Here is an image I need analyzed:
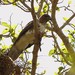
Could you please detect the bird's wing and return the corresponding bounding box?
[13,20,42,50]
[14,21,33,45]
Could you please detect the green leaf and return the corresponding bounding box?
[1,45,9,53]
[58,66,64,72]
[63,17,68,21]
[2,0,8,4]
[3,0,14,3]
[8,0,14,3]
[35,6,39,12]
[26,70,30,75]
[72,24,75,27]
[48,49,55,56]
[56,7,60,11]
[28,60,32,64]
[54,72,58,75]
[13,2,17,6]
[68,0,72,4]
[43,70,46,74]
[41,70,46,74]
[1,22,10,27]
[11,24,17,30]
[19,54,24,60]
[2,28,9,34]
[68,34,72,39]
[43,4,48,13]
[2,0,17,5]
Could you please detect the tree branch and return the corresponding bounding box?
[16,2,30,12]
[1,0,18,5]
[51,0,75,65]
[51,0,59,27]
[37,0,44,17]
[20,1,32,12]
[0,34,10,37]
[31,0,40,75]
[60,13,75,29]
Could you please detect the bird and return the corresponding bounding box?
[8,14,51,60]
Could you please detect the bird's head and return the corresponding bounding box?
[39,14,51,24]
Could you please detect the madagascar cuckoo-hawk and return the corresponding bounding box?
[8,14,51,60]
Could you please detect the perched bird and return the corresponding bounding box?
[8,14,51,60]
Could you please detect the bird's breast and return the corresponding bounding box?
[39,23,46,33]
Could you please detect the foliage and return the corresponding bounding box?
[0,0,75,75]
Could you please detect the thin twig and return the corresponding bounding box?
[59,6,74,14]
[0,34,10,37]
[20,1,31,12]
[1,0,18,5]
[37,0,44,17]
[52,32,71,66]
[68,23,75,30]
[16,2,30,12]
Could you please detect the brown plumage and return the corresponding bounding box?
[14,14,51,46]
[8,14,51,60]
